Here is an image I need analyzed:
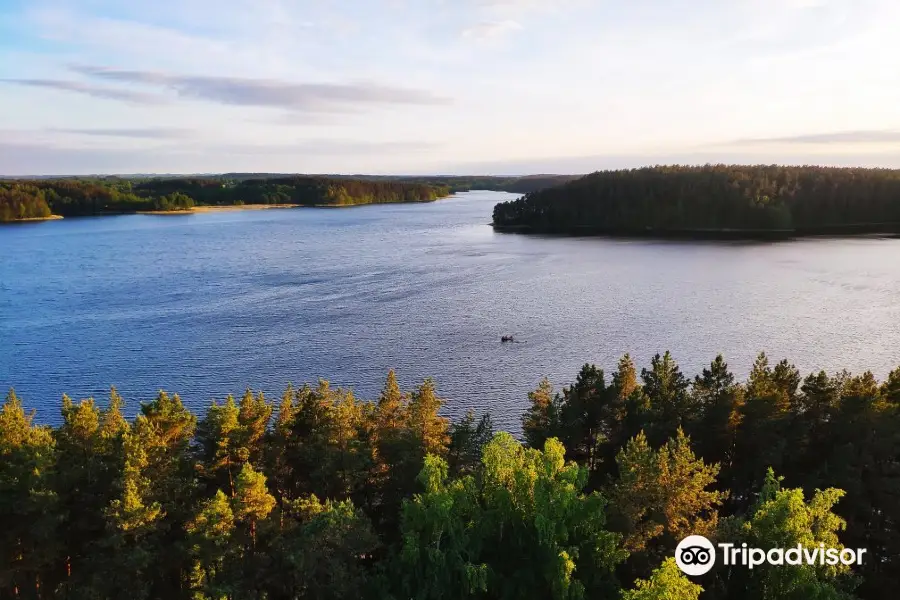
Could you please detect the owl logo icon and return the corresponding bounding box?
[675,535,716,576]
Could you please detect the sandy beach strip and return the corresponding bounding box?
[4,214,65,222]
[134,204,300,215]
[190,204,300,213]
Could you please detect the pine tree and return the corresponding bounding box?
[447,410,494,475]
[656,429,725,543]
[236,389,272,466]
[132,392,197,598]
[103,428,163,599]
[0,390,58,599]
[881,366,900,404]
[266,383,307,503]
[612,354,640,402]
[371,372,414,536]
[641,352,694,445]
[100,387,129,440]
[689,355,743,473]
[374,371,409,482]
[407,378,449,458]
[330,388,374,501]
[280,380,336,500]
[195,395,240,495]
[232,462,275,546]
[608,429,724,572]
[275,383,296,437]
[557,364,609,473]
[726,353,797,507]
[140,390,197,451]
[607,431,661,553]
[377,369,406,434]
[186,490,235,599]
[522,377,558,450]
[55,395,104,595]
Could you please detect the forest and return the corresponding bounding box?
[3,353,899,600]
[193,174,578,194]
[0,176,449,221]
[492,165,900,236]
[339,175,580,194]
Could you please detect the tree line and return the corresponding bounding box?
[326,175,580,194]
[0,177,450,221]
[492,165,900,236]
[2,353,899,599]
[194,174,578,195]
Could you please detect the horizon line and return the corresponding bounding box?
[6,162,900,179]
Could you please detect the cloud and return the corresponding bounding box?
[461,20,523,39]
[213,139,442,156]
[456,0,578,40]
[0,78,165,104]
[729,130,900,145]
[50,128,194,139]
[68,65,452,112]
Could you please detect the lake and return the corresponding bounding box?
[2,191,899,430]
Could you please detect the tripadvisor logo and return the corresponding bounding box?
[676,535,717,576]
[675,535,867,576]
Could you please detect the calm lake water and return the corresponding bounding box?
[2,191,899,430]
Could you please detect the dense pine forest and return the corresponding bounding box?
[3,353,899,599]
[0,176,450,221]
[492,165,900,237]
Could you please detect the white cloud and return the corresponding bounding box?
[4,0,900,174]
[461,20,522,39]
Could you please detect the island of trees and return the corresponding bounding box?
[3,352,899,599]
[492,165,900,238]
[0,176,451,221]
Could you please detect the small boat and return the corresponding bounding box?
[501,335,514,342]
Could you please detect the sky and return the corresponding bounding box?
[2,0,900,175]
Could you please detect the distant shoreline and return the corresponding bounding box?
[3,199,449,222]
[1,174,452,222]
[136,200,443,216]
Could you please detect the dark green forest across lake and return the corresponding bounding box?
[492,165,900,238]
[3,353,900,600]
[0,174,576,221]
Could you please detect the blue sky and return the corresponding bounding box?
[2,0,900,175]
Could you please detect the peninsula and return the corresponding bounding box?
[492,165,900,238]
